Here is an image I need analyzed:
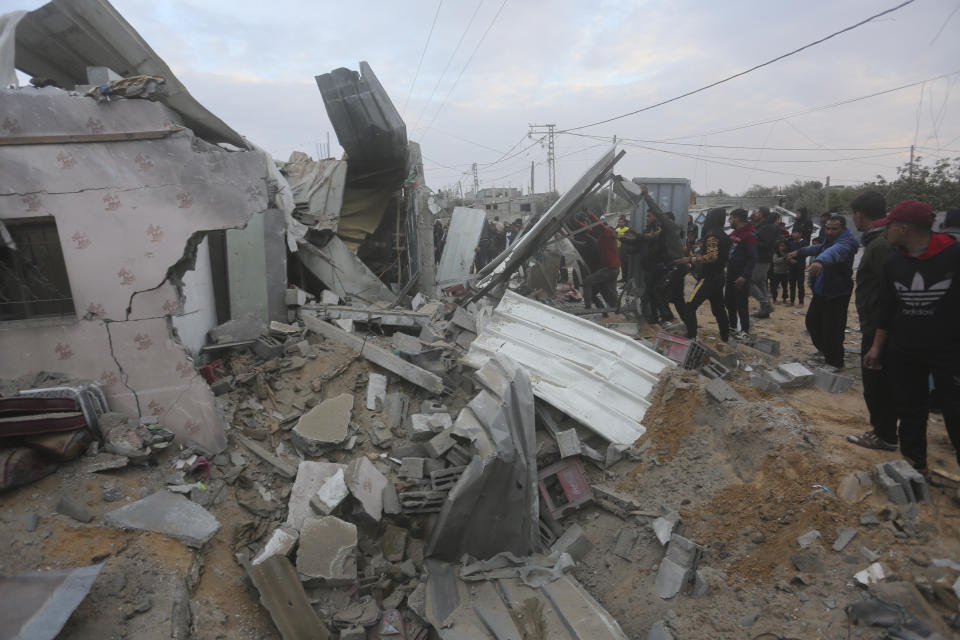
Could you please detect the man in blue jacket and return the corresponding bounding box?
[789,215,860,368]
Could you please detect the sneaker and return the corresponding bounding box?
[846,431,897,451]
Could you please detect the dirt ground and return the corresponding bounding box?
[2,291,959,640]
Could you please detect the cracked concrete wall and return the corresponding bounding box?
[0,87,271,453]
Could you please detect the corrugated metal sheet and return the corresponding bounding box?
[631,177,692,232]
[435,207,485,292]
[12,0,246,148]
[463,291,674,446]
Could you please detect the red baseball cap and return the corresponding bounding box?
[876,200,935,227]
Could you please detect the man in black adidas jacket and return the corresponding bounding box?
[864,200,960,473]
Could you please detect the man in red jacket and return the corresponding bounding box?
[573,210,621,313]
[864,200,960,474]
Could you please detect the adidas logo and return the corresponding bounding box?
[894,271,951,316]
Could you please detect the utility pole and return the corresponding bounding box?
[605,134,617,213]
[909,144,915,180]
[528,124,557,193]
[530,161,535,195]
[315,142,321,162]
[824,176,831,212]
[471,162,479,202]
[326,131,331,158]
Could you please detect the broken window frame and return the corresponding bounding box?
[0,217,76,323]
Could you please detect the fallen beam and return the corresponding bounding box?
[247,555,331,640]
[303,315,444,395]
[296,237,394,305]
[302,305,433,328]
[236,434,298,479]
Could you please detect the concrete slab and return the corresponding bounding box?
[247,555,330,640]
[252,526,299,565]
[286,461,346,531]
[392,332,422,355]
[291,393,353,454]
[346,457,388,523]
[310,468,349,515]
[296,516,357,586]
[366,374,387,411]
[654,558,691,599]
[104,490,220,548]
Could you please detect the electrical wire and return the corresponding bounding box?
[561,131,916,152]
[559,0,917,132]
[401,0,444,117]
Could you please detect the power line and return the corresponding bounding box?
[560,0,918,133]
[410,0,485,133]
[402,0,444,117]
[562,131,917,152]
[421,0,508,134]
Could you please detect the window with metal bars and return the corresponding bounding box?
[0,218,76,321]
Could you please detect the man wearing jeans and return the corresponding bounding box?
[864,200,960,474]
[750,208,778,318]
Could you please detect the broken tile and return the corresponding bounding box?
[104,491,220,548]
[291,393,353,454]
[296,516,357,585]
[346,457,388,523]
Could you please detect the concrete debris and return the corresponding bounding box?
[556,428,582,458]
[346,456,389,523]
[382,483,402,516]
[247,555,331,640]
[382,524,408,562]
[296,516,357,585]
[56,495,93,523]
[310,468,350,516]
[833,527,858,552]
[237,434,298,479]
[648,620,676,640]
[752,336,780,355]
[286,287,309,306]
[391,332,422,356]
[366,373,387,411]
[409,413,452,441]
[423,428,456,458]
[291,393,353,454]
[652,512,682,546]
[332,596,380,629]
[334,318,355,333]
[209,313,265,344]
[855,562,893,585]
[82,453,130,473]
[321,290,340,305]
[253,526,300,566]
[253,335,288,360]
[286,461,346,531]
[383,392,409,431]
[878,459,930,504]
[838,472,871,504]
[614,527,639,560]
[429,465,466,491]
[399,457,426,480]
[655,534,702,599]
[790,549,823,573]
[270,321,301,336]
[704,378,744,404]
[0,562,106,640]
[777,362,814,386]
[339,626,366,640]
[813,367,854,393]
[400,490,448,513]
[104,490,220,548]
[797,529,822,549]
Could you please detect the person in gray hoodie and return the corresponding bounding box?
[789,215,860,368]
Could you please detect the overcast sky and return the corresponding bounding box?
[6,0,960,196]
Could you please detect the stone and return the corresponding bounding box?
[104,491,220,548]
[346,457,388,523]
[409,413,452,441]
[382,524,408,562]
[366,374,387,411]
[102,487,125,503]
[550,523,592,562]
[252,526,299,565]
[392,332,422,355]
[838,473,861,504]
[648,621,675,640]
[704,378,743,403]
[296,516,357,585]
[790,549,822,573]
[833,527,857,552]
[875,463,910,505]
[24,513,38,532]
[399,457,426,480]
[291,393,353,454]
[56,496,93,523]
[309,468,349,515]
[614,527,639,560]
[423,429,456,459]
[286,461,346,531]
[797,529,822,549]
[382,483,402,516]
[652,512,681,546]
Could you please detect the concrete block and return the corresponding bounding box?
[614,527,639,560]
[383,392,409,430]
[556,429,582,458]
[270,320,300,336]
[382,483,402,515]
[252,526,299,565]
[875,463,910,505]
[252,335,286,360]
[366,373,387,411]
[291,393,353,455]
[346,457,388,523]
[321,290,340,305]
[753,337,780,355]
[399,457,426,480]
[309,468,349,515]
[419,323,446,344]
[833,527,857,552]
[749,371,781,393]
[285,287,308,306]
[550,523,592,562]
[209,376,235,396]
[333,318,354,333]
[666,534,702,569]
[209,313,264,343]
[450,306,476,332]
[654,557,691,599]
[382,524,408,562]
[652,512,681,546]
[296,516,357,585]
[777,362,814,387]
[704,378,743,403]
[409,413,452,441]
[105,491,220,548]
[286,461,346,531]
[701,360,730,380]
[430,466,466,491]
[424,429,456,458]
[392,332,422,355]
[813,367,854,393]
[882,459,929,502]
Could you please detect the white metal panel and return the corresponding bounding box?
[463,291,674,445]
[435,207,485,292]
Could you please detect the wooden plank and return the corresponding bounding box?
[0,129,178,146]
[303,314,444,395]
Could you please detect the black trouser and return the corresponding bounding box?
[770,272,789,301]
[684,276,728,341]
[583,267,619,310]
[788,265,805,305]
[645,265,673,322]
[805,293,849,368]
[724,275,750,333]
[888,350,960,470]
[861,332,898,444]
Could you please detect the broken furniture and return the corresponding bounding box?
[538,457,593,519]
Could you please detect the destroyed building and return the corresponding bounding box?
[2,2,960,640]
